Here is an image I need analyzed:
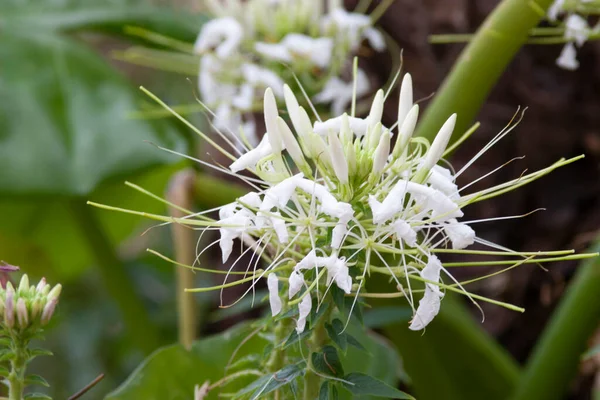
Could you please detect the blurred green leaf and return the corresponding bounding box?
[383,295,520,400]
[312,345,344,377]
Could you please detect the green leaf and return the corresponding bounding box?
[325,319,348,352]
[24,394,52,400]
[234,363,305,399]
[0,366,9,377]
[364,306,412,328]
[28,348,54,361]
[282,328,312,349]
[312,345,344,377]
[0,349,14,362]
[106,323,268,400]
[346,334,367,352]
[319,382,329,400]
[25,374,51,388]
[342,373,414,399]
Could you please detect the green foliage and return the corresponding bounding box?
[383,295,520,400]
[106,319,405,400]
[311,345,344,377]
[341,373,414,399]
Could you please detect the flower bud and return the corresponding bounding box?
[296,107,313,139]
[367,89,384,127]
[16,298,28,329]
[18,274,29,294]
[264,88,283,153]
[47,284,62,303]
[31,298,43,319]
[367,122,382,150]
[372,130,391,174]
[397,73,413,128]
[327,130,348,184]
[392,104,419,158]
[283,85,303,135]
[41,299,58,326]
[36,277,47,293]
[340,113,353,145]
[277,117,306,167]
[418,114,456,178]
[344,141,357,176]
[5,283,15,328]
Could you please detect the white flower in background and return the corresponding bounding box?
[193,0,387,145]
[107,73,593,335]
[547,0,599,70]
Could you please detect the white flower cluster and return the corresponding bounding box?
[549,0,598,70]
[214,72,490,333]
[195,0,385,145]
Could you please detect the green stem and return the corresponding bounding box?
[416,0,554,142]
[511,241,600,400]
[8,336,27,400]
[167,170,198,350]
[303,307,330,400]
[71,199,159,354]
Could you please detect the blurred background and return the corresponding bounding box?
[0,0,599,398]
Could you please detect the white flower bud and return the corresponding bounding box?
[392,104,419,158]
[367,122,382,150]
[327,130,348,184]
[344,141,357,176]
[264,88,283,153]
[367,89,384,127]
[276,117,306,167]
[296,107,314,139]
[16,298,28,328]
[421,114,456,172]
[283,85,303,135]
[397,73,413,128]
[267,273,282,316]
[339,113,353,145]
[372,130,391,174]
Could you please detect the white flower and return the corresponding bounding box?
[556,42,580,70]
[288,271,304,299]
[255,34,335,68]
[314,69,370,115]
[565,14,590,46]
[267,273,282,316]
[443,219,476,250]
[194,17,243,59]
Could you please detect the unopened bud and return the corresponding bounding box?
[31,298,43,319]
[16,298,28,328]
[392,104,419,158]
[422,114,456,171]
[328,130,348,184]
[367,89,384,127]
[18,274,29,293]
[340,114,353,145]
[36,277,47,293]
[47,284,62,303]
[372,130,391,174]
[397,73,413,128]
[277,117,306,167]
[5,283,14,328]
[264,88,282,153]
[41,299,58,326]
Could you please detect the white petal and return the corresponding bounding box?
[363,27,386,51]
[328,130,349,183]
[194,17,243,59]
[270,212,289,243]
[565,14,589,46]
[255,41,292,62]
[288,270,304,299]
[277,117,305,166]
[229,136,273,172]
[281,34,334,68]
[314,115,369,137]
[325,257,352,294]
[427,165,459,199]
[443,219,476,249]
[296,293,312,333]
[392,220,417,247]
[421,255,443,295]
[260,173,304,211]
[238,192,262,208]
[242,64,285,97]
[267,273,282,316]
[408,285,442,331]
[296,250,319,271]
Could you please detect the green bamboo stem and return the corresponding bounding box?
[167,169,198,350]
[72,200,159,354]
[511,241,600,400]
[416,0,555,142]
